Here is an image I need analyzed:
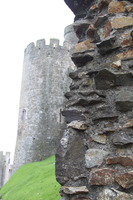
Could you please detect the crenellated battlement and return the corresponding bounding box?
[24,38,68,54]
[50,38,60,48]
[36,39,46,48]
[24,30,79,54]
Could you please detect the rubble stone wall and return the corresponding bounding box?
[56,0,133,199]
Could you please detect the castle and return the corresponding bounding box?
[0,22,78,184]
[13,37,77,172]
[1,1,133,200]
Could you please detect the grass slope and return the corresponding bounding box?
[0,156,60,200]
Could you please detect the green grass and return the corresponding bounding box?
[0,156,60,200]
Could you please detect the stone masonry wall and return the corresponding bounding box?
[0,152,12,187]
[13,39,75,172]
[56,0,133,199]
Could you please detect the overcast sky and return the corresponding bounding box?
[0,0,74,162]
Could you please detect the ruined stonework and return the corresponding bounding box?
[56,0,133,199]
[0,152,12,187]
[13,39,75,172]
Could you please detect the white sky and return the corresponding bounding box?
[0,0,74,162]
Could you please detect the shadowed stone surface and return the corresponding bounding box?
[56,0,133,199]
[71,52,93,67]
[62,110,86,123]
[116,90,133,112]
[97,35,117,54]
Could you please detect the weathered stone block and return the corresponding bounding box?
[106,156,133,166]
[112,132,133,145]
[65,91,74,99]
[115,49,133,61]
[67,120,88,130]
[97,189,116,200]
[118,31,133,48]
[111,17,133,29]
[70,82,80,90]
[62,110,85,123]
[98,188,133,200]
[108,1,127,14]
[56,128,86,184]
[92,110,118,123]
[81,78,93,87]
[79,90,106,98]
[115,171,133,189]
[116,73,133,86]
[71,52,93,67]
[74,40,95,53]
[89,168,116,185]
[97,35,118,54]
[94,69,116,90]
[113,189,133,200]
[61,186,89,195]
[94,15,108,28]
[122,119,133,129]
[97,21,112,40]
[90,134,107,144]
[66,97,105,107]
[69,71,80,80]
[85,149,109,168]
[115,90,133,112]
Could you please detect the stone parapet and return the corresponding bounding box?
[25,38,71,54]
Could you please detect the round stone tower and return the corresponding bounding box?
[13,38,74,172]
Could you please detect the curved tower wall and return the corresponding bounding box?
[13,38,75,172]
[0,152,12,186]
[64,24,78,50]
